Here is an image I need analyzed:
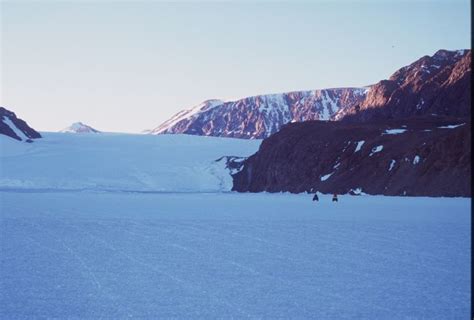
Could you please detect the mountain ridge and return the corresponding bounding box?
[150,49,470,139]
[151,87,367,139]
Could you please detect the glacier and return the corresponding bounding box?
[0,132,261,192]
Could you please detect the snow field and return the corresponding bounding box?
[0,132,261,193]
[1,191,470,319]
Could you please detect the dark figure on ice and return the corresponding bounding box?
[332,193,338,202]
[312,193,319,201]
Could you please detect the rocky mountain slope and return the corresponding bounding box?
[60,122,100,133]
[151,88,367,139]
[336,49,471,121]
[232,116,470,197]
[151,49,469,139]
[0,107,42,142]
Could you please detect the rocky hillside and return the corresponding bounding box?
[336,49,471,121]
[232,116,470,197]
[0,107,42,142]
[151,88,367,139]
[151,49,469,139]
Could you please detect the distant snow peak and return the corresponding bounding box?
[61,122,100,133]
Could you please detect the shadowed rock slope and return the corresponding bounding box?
[232,116,470,197]
[0,107,42,142]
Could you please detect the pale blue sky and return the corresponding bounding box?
[0,0,470,133]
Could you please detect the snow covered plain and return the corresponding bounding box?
[0,132,261,192]
[0,133,471,319]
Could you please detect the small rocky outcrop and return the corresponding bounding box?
[0,107,42,142]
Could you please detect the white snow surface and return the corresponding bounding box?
[320,172,334,181]
[383,129,407,135]
[369,145,384,156]
[389,159,396,171]
[2,116,29,141]
[455,49,467,57]
[0,132,261,192]
[1,130,470,318]
[0,191,470,319]
[438,123,466,129]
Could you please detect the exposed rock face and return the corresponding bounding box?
[336,49,471,121]
[231,49,471,197]
[232,116,471,197]
[0,107,42,142]
[60,122,100,133]
[152,49,469,139]
[151,88,367,139]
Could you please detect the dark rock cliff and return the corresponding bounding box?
[0,107,42,142]
[232,116,471,197]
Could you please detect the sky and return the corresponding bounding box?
[0,0,470,133]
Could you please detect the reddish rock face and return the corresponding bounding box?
[0,107,42,141]
[232,49,471,197]
[232,116,471,197]
[336,49,471,122]
[152,49,470,140]
[151,88,367,139]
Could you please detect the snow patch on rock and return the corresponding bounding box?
[438,123,465,129]
[388,159,396,171]
[354,141,365,152]
[320,173,334,181]
[383,129,407,135]
[369,145,384,156]
[2,116,29,141]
